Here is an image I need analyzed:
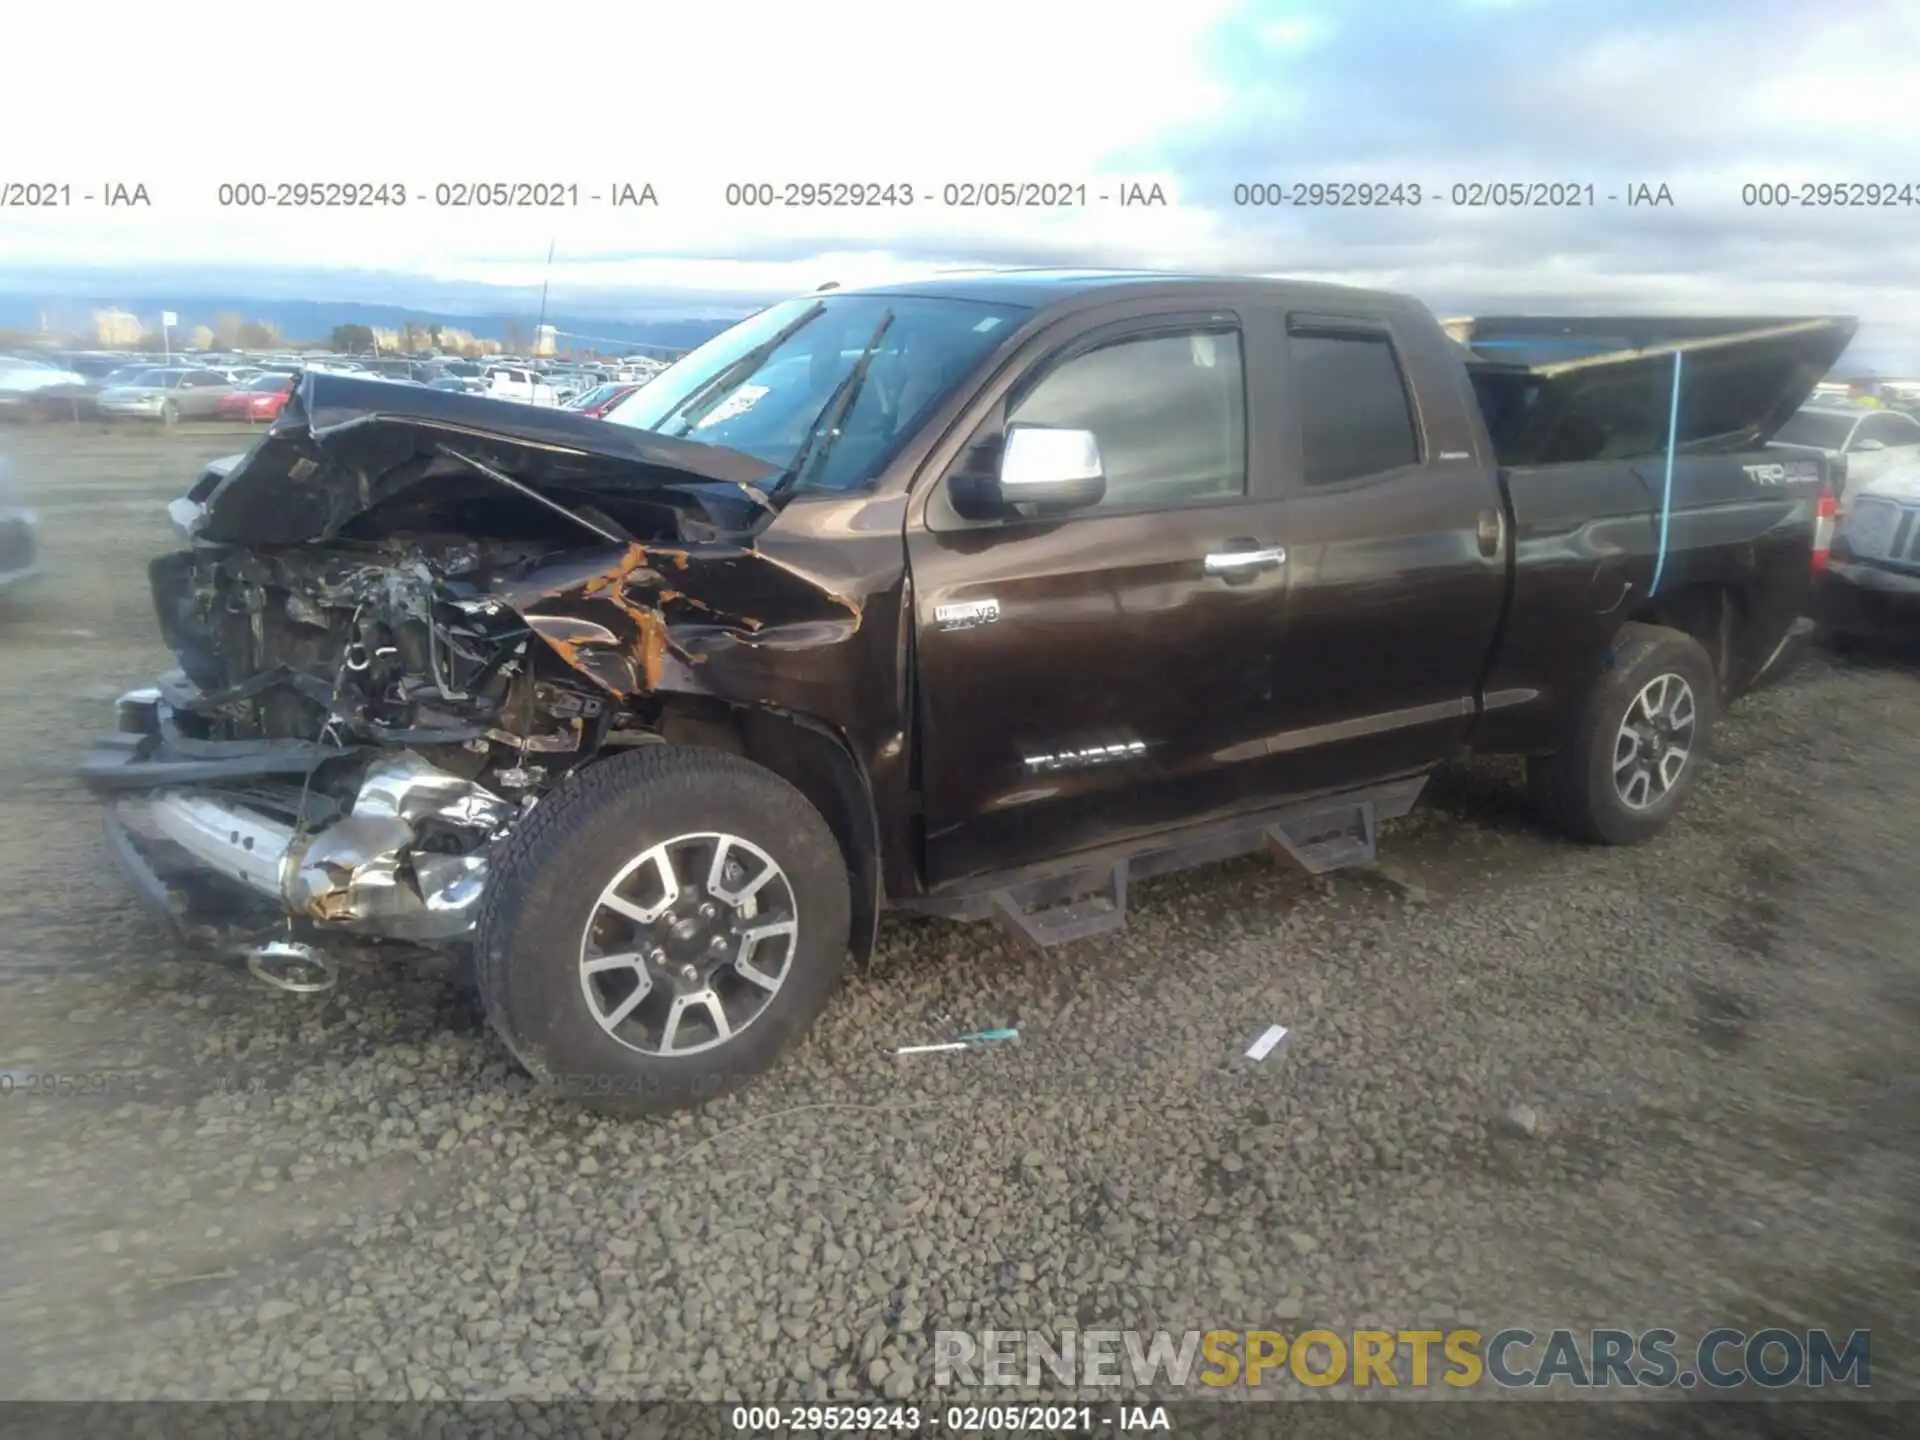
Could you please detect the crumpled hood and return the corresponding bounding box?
[180,370,781,546]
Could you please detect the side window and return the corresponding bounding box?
[1006,328,1246,510]
[1289,330,1421,485]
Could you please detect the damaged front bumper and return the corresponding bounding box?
[83,687,512,946]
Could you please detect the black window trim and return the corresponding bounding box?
[960,311,1253,525]
[1283,314,1427,491]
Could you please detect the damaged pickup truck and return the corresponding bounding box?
[81,273,1851,1112]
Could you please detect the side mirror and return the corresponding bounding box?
[950,425,1106,519]
[1853,438,1887,453]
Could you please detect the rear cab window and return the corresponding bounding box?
[1286,327,1422,485]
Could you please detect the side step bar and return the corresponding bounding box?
[991,863,1129,954]
[980,787,1403,950]
[1265,801,1379,875]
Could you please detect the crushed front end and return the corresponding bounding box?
[77,371,805,950]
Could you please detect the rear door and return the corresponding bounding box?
[1252,307,1509,792]
[907,304,1298,886]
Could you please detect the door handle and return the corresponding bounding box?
[1204,545,1286,576]
[1476,508,1504,559]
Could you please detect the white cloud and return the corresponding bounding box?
[2,0,1237,278]
[7,0,1920,369]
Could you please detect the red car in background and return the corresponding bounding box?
[563,381,643,418]
[218,372,297,422]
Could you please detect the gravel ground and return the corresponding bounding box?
[0,424,1914,1413]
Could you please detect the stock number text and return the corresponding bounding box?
[1742,181,1920,207]
[217,182,408,207]
[1234,181,1423,206]
[725,182,914,207]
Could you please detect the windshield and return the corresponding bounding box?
[1776,411,1858,449]
[245,374,292,391]
[604,293,1027,495]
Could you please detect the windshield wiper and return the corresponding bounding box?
[773,308,895,499]
[654,300,826,438]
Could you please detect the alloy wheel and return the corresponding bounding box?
[1613,672,1697,810]
[577,832,799,1056]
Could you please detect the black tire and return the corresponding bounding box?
[475,745,851,1116]
[1525,623,1719,845]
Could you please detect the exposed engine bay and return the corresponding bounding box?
[109,531,698,946]
[149,537,616,767]
[83,370,863,949]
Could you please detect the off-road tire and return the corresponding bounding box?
[1525,623,1719,845]
[475,745,851,1116]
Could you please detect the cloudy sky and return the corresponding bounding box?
[6,0,1920,360]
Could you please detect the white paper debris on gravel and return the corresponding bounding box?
[1245,1024,1290,1061]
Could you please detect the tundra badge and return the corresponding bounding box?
[1024,740,1148,774]
[935,598,1001,632]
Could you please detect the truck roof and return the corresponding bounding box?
[833,267,1408,311]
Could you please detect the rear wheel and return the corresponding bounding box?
[1527,623,1719,845]
[475,745,851,1115]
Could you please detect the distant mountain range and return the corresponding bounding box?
[0,295,738,352]
[0,264,768,349]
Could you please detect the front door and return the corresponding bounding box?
[907,311,1294,888]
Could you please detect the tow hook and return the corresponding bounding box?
[244,940,338,994]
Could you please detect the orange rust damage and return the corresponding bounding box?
[528,540,860,695]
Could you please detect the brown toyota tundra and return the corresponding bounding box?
[81,272,1850,1112]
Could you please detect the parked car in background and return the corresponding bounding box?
[1818,462,1920,644]
[1,355,91,418]
[429,376,487,395]
[0,448,38,596]
[544,371,595,403]
[1,355,102,420]
[98,368,235,424]
[482,365,559,405]
[1770,405,1920,508]
[51,353,129,381]
[563,381,644,418]
[217,373,297,423]
[357,358,435,383]
[100,364,168,388]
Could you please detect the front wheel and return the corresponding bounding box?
[159,400,179,426]
[1526,623,1719,845]
[475,745,851,1115]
